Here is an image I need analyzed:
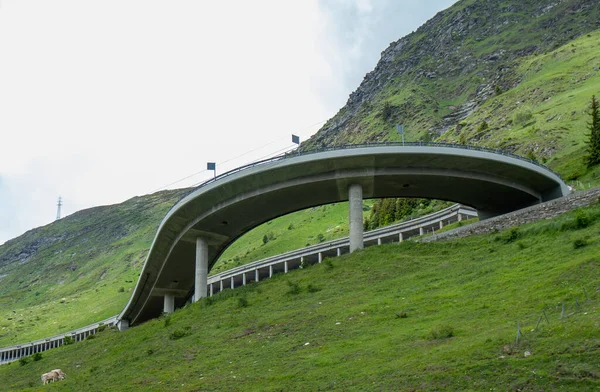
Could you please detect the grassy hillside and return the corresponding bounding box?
[2,204,599,391]
[438,29,600,183]
[0,190,188,346]
[0,184,449,347]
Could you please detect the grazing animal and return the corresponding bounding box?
[41,371,59,385]
[51,369,66,380]
[41,369,66,385]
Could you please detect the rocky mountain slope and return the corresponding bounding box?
[303,0,600,176]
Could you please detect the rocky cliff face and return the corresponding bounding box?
[303,0,600,149]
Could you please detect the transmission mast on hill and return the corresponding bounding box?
[56,196,62,220]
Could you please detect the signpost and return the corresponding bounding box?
[207,162,216,179]
[397,124,405,145]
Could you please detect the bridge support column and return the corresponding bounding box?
[439,221,444,229]
[195,237,208,302]
[318,252,322,263]
[399,232,404,242]
[164,294,175,313]
[117,319,129,331]
[419,227,424,236]
[269,265,273,278]
[349,184,364,253]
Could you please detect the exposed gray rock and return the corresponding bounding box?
[422,186,600,243]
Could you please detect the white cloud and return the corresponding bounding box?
[0,0,457,244]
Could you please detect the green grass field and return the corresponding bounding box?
[2,203,599,391]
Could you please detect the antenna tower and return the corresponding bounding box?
[56,196,62,220]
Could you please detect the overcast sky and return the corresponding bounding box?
[0,0,456,245]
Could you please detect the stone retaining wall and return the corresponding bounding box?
[422,187,600,242]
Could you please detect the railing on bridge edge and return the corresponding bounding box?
[181,142,562,200]
[0,316,117,365]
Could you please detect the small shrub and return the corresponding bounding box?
[85,334,96,340]
[118,287,125,293]
[381,102,394,120]
[494,85,503,95]
[163,315,171,328]
[202,296,215,307]
[237,297,249,308]
[317,233,325,243]
[287,223,294,230]
[517,241,526,250]
[63,336,75,345]
[32,352,43,361]
[477,121,489,133]
[396,311,408,319]
[169,329,190,340]
[286,280,302,295]
[573,238,588,249]
[575,211,591,228]
[307,284,322,293]
[323,259,334,270]
[18,357,29,366]
[513,108,534,127]
[428,324,455,340]
[146,349,154,355]
[97,325,107,332]
[262,234,269,245]
[498,228,520,244]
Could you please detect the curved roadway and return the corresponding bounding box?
[119,143,569,326]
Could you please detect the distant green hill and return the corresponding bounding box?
[1,204,599,391]
[0,190,187,346]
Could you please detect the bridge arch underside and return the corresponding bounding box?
[123,148,568,325]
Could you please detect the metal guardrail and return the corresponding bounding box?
[0,204,477,364]
[0,316,118,365]
[180,142,561,202]
[209,204,476,280]
[207,204,477,283]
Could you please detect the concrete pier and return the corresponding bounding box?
[195,237,208,302]
[349,184,364,253]
[117,319,129,331]
[164,294,174,313]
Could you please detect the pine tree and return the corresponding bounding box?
[586,95,600,167]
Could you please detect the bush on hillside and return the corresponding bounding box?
[427,324,454,340]
[513,107,534,127]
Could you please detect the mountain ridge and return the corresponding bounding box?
[303,0,600,155]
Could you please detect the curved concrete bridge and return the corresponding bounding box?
[117,143,569,329]
[0,204,475,365]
